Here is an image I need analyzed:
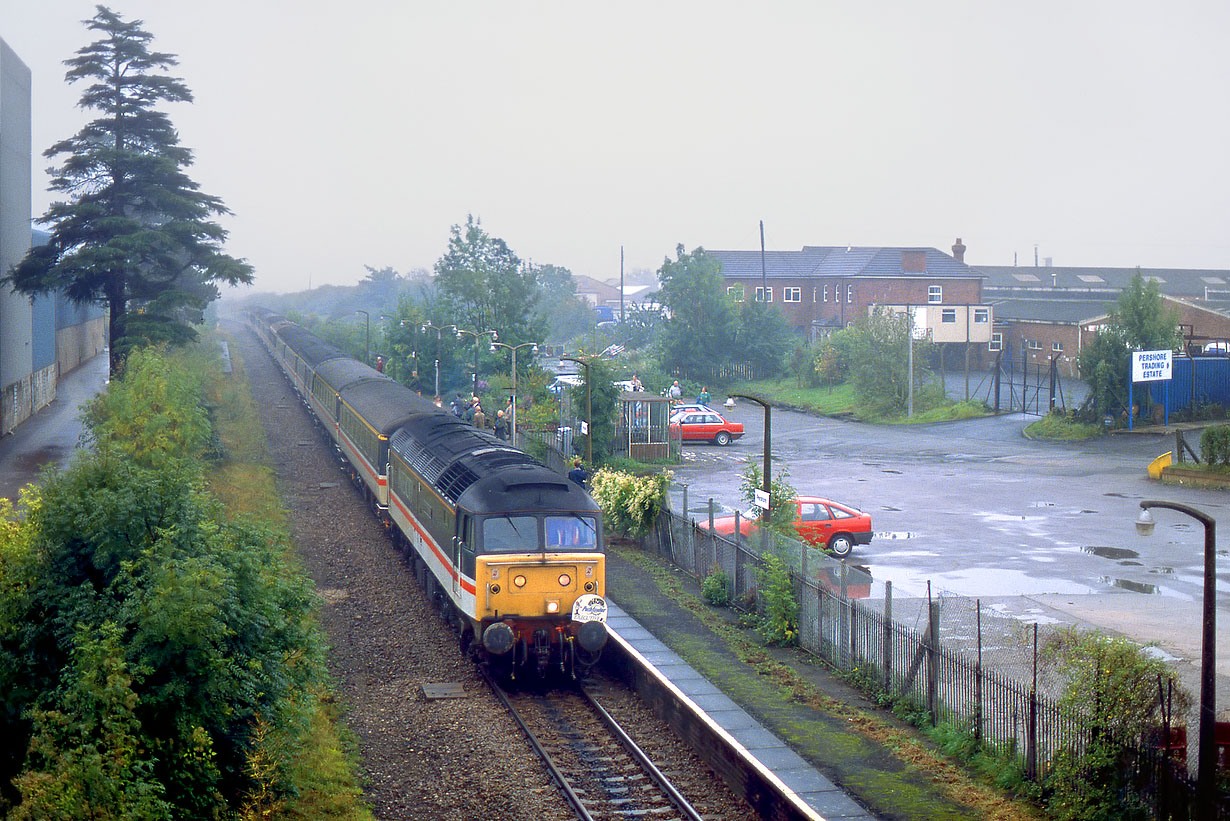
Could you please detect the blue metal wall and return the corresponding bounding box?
[1145,357,1230,413]
[31,293,54,370]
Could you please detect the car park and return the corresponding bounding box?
[702,495,873,557]
[670,410,744,445]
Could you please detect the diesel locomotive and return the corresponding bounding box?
[248,308,607,678]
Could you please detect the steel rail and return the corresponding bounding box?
[479,668,595,821]
[580,685,708,821]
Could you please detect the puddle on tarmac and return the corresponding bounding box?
[881,506,902,512]
[1148,566,1175,575]
[882,469,902,474]
[1081,546,1140,561]
[1080,510,1097,514]
[1101,577,1159,595]
[1030,501,1056,508]
[866,565,1095,597]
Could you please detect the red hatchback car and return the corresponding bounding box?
[704,496,873,557]
[670,410,744,446]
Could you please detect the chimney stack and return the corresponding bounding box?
[952,237,966,263]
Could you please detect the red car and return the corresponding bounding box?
[670,410,744,446]
[703,496,873,557]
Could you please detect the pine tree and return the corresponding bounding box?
[5,6,252,375]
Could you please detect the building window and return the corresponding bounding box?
[941,308,957,323]
[1027,339,1042,350]
[973,307,989,323]
[989,333,1002,352]
[727,285,744,303]
[928,285,942,304]
[1052,341,1064,353]
[812,287,817,303]
[823,285,829,303]
[846,284,853,303]
[783,286,801,303]
[754,286,773,303]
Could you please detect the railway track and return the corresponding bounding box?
[484,670,708,821]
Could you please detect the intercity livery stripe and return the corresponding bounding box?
[390,492,476,595]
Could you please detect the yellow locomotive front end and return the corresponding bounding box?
[472,512,608,678]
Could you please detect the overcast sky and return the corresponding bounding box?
[3,1,1229,295]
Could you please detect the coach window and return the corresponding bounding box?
[483,515,540,554]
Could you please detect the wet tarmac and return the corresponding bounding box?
[0,354,108,502]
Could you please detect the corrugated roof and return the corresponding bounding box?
[990,297,1113,324]
[976,264,1230,299]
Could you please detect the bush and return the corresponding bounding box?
[1201,424,1230,466]
[590,469,670,538]
[754,553,798,645]
[701,567,731,606]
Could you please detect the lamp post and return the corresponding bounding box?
[491,340,540,448]
[561,355,593,467]
[421,322,455,400]
[1136,500,1216,814]
[455,327,497,396]
[730,393,772,511]
[355,310,370,365]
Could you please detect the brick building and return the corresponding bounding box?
[707,240,992,346]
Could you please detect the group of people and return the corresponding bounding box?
[663,379,710,407]
[449,393,514,441]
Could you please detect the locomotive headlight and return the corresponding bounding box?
[513,575,527,588]
[546,601,559,614]
[558,573,571,587]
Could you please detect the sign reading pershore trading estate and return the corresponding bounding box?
[1131,350,1172,382]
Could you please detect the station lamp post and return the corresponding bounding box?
[421,322,455,400]
[491,340,540,447]
[355,310,370,365]
[1135,499,1216,815]
[730,393,772,513]
[561,355,594,467]
[454,327,497,396]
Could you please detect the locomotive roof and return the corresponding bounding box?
[341,380,438,435]
[389,414,599,514]
[277,325,348,367]
[314,358,389,395]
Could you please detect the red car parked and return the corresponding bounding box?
[670,410,744,446]
[703,496,873,557]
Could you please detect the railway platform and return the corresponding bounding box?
[605,546,996,821]
[606,598,875,820]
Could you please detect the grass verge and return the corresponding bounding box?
[205,332,373,820]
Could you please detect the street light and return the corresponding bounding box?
[1136,500,1216,815]
[421,322,455,400]
[454,327,497,395]
[355,310,370,365]
[491,340,540,448]
[561,355,594,467]
[729,393,772,513]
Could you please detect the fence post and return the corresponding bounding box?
[927,599,940,726]
[681,484,688,517]
[801,539,808,580]
[883,580,893,694]
[1027,623,1038,779]
[838,563,850,668]
[975,599,983,742]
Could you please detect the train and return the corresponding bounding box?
[247,308,608,679]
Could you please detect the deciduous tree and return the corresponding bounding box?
[654,245,737,378]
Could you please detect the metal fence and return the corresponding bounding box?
[641,502,1218,817]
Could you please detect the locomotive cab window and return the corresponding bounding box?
[545,515,598,550]
[458,514,476,577]
[482,515,539,554]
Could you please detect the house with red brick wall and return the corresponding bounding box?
[707,241,991,345]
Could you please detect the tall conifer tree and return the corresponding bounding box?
[6,6,252,374]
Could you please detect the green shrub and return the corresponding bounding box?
[590,469,670,538]
[701,567,731,606]
[754,553,798,645]
[1201,424,1230,466]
